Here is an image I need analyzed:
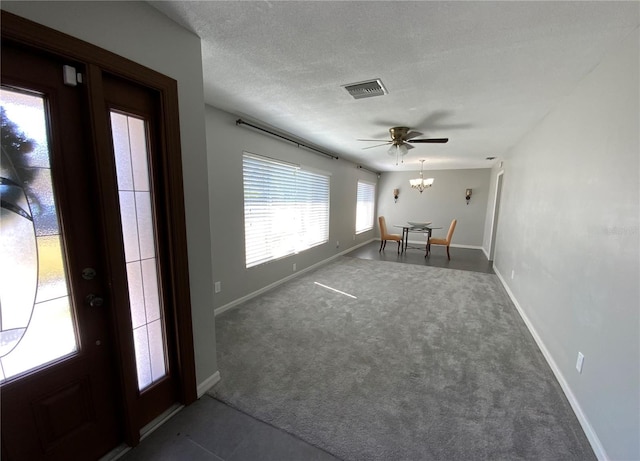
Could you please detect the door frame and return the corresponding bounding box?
[1,10,197,447]
[488,170,504,262]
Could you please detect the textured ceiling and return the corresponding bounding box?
[150,1,638,172]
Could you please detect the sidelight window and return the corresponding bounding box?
[110,111,168,392]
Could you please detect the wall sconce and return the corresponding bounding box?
[465,188,472,205]
[393,188,400,203]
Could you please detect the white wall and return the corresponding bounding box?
[377,168,491,246]
[490,29,639,461]
[482,163,504,258]
[2,1,218,387]
[205,106,377,309]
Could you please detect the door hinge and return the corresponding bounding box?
[63,65,83,87]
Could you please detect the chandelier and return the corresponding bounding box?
[409,160,434,193]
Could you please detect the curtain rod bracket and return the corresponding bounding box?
[357,165,381,176]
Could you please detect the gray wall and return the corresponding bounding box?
[7,3,638,458]
[206,106,377,310]
[2,1,218,387]
[488,29,639,461]
[377,168,491,246]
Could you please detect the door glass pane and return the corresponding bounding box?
[110,111,168,391]
[0,87,77,382]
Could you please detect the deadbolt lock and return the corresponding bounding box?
[82,267,97,280]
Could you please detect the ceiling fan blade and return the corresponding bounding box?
[408,138,449,144]
[362,142,392,150]
[404,143,415,150]
[404,131,423,140]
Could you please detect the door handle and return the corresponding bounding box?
[85,294,104,308]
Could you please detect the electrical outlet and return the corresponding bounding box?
[214,281,221,293]
[511,270,515,280]
[336,240,340,248]
[293,263,297,272]
[576,352,584,373]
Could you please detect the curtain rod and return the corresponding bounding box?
[236,119,339,160]
[357,165,380,176]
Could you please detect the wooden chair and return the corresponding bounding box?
[426,219,457,260]
[378,216,402,253]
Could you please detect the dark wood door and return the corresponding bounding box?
[1,41,121,460]
[99,72,181,430]
[2,10,199,455]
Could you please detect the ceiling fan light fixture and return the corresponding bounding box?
[358,125,449,165]
[388,143,409,156]
[389,143,409,165]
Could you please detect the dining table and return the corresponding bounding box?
[394,223,442,253]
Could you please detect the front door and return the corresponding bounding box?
[2,12,198,459]
[1,42,121,459]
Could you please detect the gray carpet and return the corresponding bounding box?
[209,257,595,461]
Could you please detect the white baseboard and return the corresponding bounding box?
[197,370,221,398]
[214,239,375,317]
[482,246,490,259]
[405,239,483,251]
[493,266,609,461]
[450,243,483,250]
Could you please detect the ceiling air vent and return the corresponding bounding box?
[343,79,388,100]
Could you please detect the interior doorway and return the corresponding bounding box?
[488,171,504,261]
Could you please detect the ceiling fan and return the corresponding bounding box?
[358,127,448,164]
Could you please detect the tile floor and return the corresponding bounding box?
[120,244,493,460]
[120,396,338,461]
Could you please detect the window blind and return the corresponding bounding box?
[355,180,376,233]
[243,153,330,268]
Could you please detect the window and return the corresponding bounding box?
[243,153,330,268]
[0,88,77,382]
[110,111,168,391]
[355,180,376,233]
